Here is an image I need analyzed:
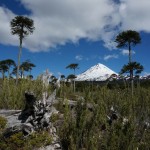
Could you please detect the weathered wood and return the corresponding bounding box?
[0,90,62,150]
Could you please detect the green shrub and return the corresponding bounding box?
[0,131,52,150]
[58,85,150,149]
[0,116,7,131]
[50,113,60,123]
[0,79,52,109]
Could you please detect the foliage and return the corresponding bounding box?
[0,77,150,149]
[0,131,52,150]
[115,30,141,65]
[0,116,7,131]
[67,74,76,80]
[120,61,144,75]
[0,78,51,109]
[12,60,36,79]
[0,60,8,79]
[0,58,36,79]
[115,30,141,48]
[50,113,60,123]
[66,63,79,75]
[57,84,150,150]
[10,16,35,38]
[20,60,36,74]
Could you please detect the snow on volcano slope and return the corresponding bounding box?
[76,63,118,81]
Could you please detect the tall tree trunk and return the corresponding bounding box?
[131,70,134,96]
[129,43,132,79]
[2,70,4,80]
[129,42,131,64]
[16,38,22,85]
[20,69,23,79]
[129,42,134,96]
[8,68,10,79]
[29,69,31,76]
[74,69,76,93]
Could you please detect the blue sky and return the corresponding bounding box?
[0,0,150,78]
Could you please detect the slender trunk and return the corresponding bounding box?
[129,43,131,64]
[129,42,134,96]
[20,69,23,79]
[8,68,10,79]
[29,69,31,76]
[74,80,75,92]
[129,43,132,79]
[2,70,4,80]
[123,77,126,89]
[74,69,76,93]
[16,37,22,85]
[131,70,134,96]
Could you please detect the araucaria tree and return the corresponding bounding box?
[66,63,79,75]
[115,30,141,64]
[120,62,144,78]
[66,63,79,92]
[10,16,35,84]
[0,60,8,80]
[20,60,36,77]
[4,59,16,79]
[115,30,141,95]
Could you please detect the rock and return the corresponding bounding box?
[52,126,57,133]
[38,145,55,150]
[0,109,22,128]
[22,123,34,136]
[54,143,61,149]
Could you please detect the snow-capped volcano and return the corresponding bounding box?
[76,63,118,81]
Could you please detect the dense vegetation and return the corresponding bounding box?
[0,78,51,109]
[0,78,149,149]
[57,81,150,149]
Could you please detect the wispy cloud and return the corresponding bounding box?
[75,55,101,61]
[121,49,135,56]
[85,55,101,61]
[75,55,83,61]
[104,54,118,61]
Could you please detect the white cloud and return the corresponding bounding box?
[0,0,150,52]
[0,7,17,46]
[119,0,150,32]
[0,0,120,51]
[75,55,83,61]
[104,54,118,61]
[121,49,135,56]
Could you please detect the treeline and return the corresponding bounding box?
[0,59,36,79]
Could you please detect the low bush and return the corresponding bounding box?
[0,116,7,131]
[0,79,52,109]
[0,131,52,150]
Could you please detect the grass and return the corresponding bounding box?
[0,78,52,109]
[57,83,150,150]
